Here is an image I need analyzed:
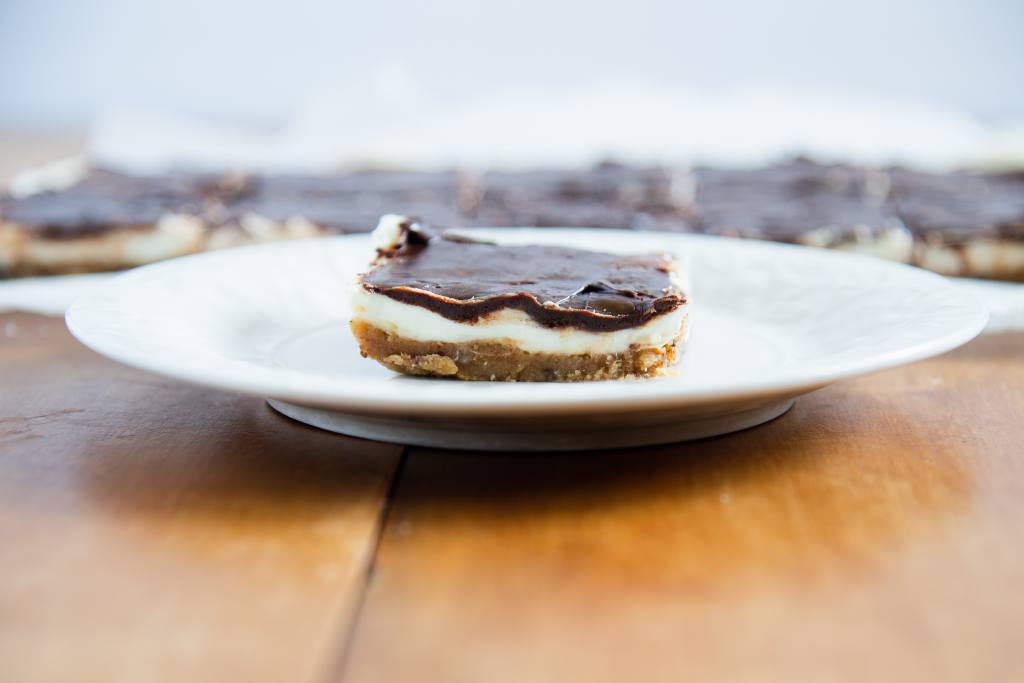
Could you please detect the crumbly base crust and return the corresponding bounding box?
[350,319,681,381]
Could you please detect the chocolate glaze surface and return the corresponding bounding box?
[698,194,904,243]
[890,170,1024,241]
[473,200,692,232]
[219,194,466,233]
[482,164,684,210]
[360,225,685,332]
[216,172,470,232]
[6,161,1024,253]
[694,161,901,243]
[477,164,694,231]
[0,168,235,239]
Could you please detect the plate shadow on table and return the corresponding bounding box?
[70,401,401,520]
[373,388,977,587]
[1,312,402,526]
[63,377,977,588]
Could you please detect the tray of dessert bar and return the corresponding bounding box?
[3,158,1023,280]
[5,159,1011,449]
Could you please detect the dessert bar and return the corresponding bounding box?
[350,216,689,381]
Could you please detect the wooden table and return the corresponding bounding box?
[2,314,1023,683]
[2,139,1024,681]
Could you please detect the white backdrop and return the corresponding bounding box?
[1,0,1022,128]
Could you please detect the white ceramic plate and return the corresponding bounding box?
[66,229,987,450]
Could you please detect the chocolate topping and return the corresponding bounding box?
[694,161,902,244]
[215,172,470,233]
[0,192,203,239]
[0,168,234,239]
[5,160,1024,263]
[890,170,1024,242]
[482,165,684,210]
[475,165,694,231]
[361,225,685,332]
[219,194,465,233]
[473,200,692,231]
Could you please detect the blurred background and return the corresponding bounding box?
[2,0,1023,171]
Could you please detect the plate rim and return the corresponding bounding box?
[65,229,989,416]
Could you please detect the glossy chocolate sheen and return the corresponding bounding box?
[361,228,685,332]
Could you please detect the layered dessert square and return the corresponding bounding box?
[350,216,689,381]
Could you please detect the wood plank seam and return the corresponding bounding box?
[324,446,411,683]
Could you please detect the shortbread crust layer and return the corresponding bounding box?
[351,319,679,381]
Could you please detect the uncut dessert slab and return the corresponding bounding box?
[65,229,987,451]
[5,159,1024,281]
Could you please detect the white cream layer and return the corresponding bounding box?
[829,226,914,263]
[915,239,1024,279]
[0,214,204,272]
[351,286,689,355]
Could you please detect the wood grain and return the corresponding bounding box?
[0,314,402,683]
[344,332,1024,683]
